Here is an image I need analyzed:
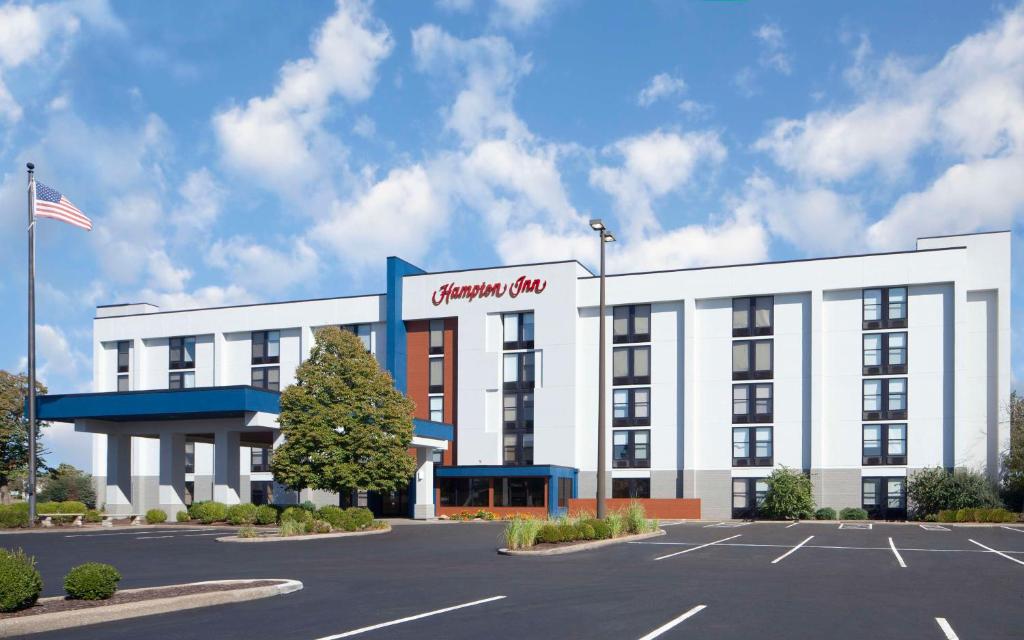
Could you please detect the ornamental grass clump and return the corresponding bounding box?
[625,501,652,534]
[0,548,43,612]
[237,525,259,539]
[63,563,121,600]
[503,517,543,550]
[279,519,308,537]
[604,511,625,538]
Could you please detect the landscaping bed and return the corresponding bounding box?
[500,529,665,556]
[219,523,390,542]
[499,501,662,554]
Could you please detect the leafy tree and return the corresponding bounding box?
[908,466,1001,518]
[1001,391,1024,511]
[761,467,815,519]
[39,464,96,508]
[0,371,48,504]
[270,327,416,495]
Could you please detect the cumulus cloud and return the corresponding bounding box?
[490,0,554,30]
[207,237,320,292]
[171,168,224,233]
[135,285,254,311]
[637,73,686,107]
[755,22,792,75]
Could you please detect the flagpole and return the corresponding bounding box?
[26,162,37,528]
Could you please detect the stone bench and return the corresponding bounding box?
[101,514,146,527]
[38,514,84,527]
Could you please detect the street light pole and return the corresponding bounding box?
[589,219,614,519]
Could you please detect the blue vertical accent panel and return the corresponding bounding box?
[385,256,425,393]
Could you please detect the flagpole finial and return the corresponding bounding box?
[26,162,34,171]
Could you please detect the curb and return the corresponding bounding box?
[216,524,391,542]
[498,529,666,556]
[0,579,303,638]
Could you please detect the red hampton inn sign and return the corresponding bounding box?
[431,275,548,306]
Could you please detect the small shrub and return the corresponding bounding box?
[190,501,228,524]
[504,517,543,550]
[0,503,30,528]
[908,466,1002,519]
[535,524,562,544]
[762,467,816,519]
[237,525,259,539]
[255,505,278,525]
[923,513,938,522]
[226,503,259,526]
[0,548,43,612]
[84,509,103,523]
[346,507,374,529]
[300,500,318,512]
[839,507,868,520]
[937,510,957,523]
[63,563,121,600]
[145,509,167,524]
[280,506,313,524]
[576,522,597,540]
[814,507,836,520]
[556,522,577,542]
[57,501,88,514]
[279,519,308,537]
[176,510,190,522]
[604,511,625,538]
[318,505,346,528]
[310,519,332,534]
[587,519,612,540]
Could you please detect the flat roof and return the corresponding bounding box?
[95,292,385,320]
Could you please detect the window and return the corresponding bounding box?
[557,477,573,508]
[117,340,130,373]
[117,375,129,392]
[862,477,906,520]
[431,449,444,465]
[612,346,650,385]
[495,477,544,507]
[732,340,772,380]
[428,357,444,393]
[251,330,280,365]
[613,388,650,426]
[439,478,489,507]
[429,396,443,422]
[502,312,535,350]
[732,478,768,519]
[185,442,195,474]
[169,371,195,389]
[733,427,773,467]
[429,319,445,355]
[251,366,280,391]
[502,352,536,390]
[251,448,271,473]
[612,478,650,499]
[863,332,908,375]
[503,432,534,465]
[613,429,650,468]
[863,287,908,329]
[342,324,371,351]
[613,305,651,343]
[862,378,907,420]
[863,424,907,466]
[732,296,773,337]
[169,336,196,370]
[732,383,772,423]
[502,391,534,430]
[251,481,273,506]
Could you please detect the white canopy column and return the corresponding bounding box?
[158,432,187,515]
[105,433,133,516]
[213,430,241,504]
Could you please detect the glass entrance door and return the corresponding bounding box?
[862,477,906,520]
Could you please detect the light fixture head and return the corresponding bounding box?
[589,218,605,231]
[603,232,616,243]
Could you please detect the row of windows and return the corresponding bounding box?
[183,444,272,474]
[438,477,546,507]
[733,475,906,519]
[502,313,535,467]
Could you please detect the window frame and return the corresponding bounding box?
[612,304,651,344]
[251,330,281,365]
[732,426,773,467]
[612,477,651,499]
[732,383,773,423]
[428,395,444,422]
[502,390,534,431]
[250,447,271,473]
[732,339,773,381]
[862,287,908,330]
[502,351,536,391]
[732,296,774,337]
[732,477,769,519]
[862,424,907,466]
[439,477,490,507]
[502,312,535,350]
[612,346,651,385]
[428,356,444,394]
[495,477,545,507]
[862,378,908,420]
[612,429,651,469]
[251,366,280,391]
[184,442,195,474]
[342,324,371,351]
[862,476,907,520]
[168,370,195,389]
[612,387,651,426]
[428,319,445,355]
[502,432,534,466]
[116,340,130,373]
[169,336,196,371]
[862,332,908,375]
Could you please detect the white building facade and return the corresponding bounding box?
[38,231,1011,520]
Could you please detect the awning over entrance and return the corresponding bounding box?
[36,386,280,422]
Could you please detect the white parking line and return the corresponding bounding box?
[135,535,174,540]
[920,524,950,532]
[632,540,1024,555]
[65,529,206,538]
[704,522,748,528]
[313,596,506,639]
[838,522,872,530]
[969,539,1024,567]
[1001,526,1024,534]
[935,617,960,639]
[654,535,741,561]
[636,604,706,640]
[785,521,799,528]
[771,536,814,564]
[182,532,228,537]
[888,537,907,568]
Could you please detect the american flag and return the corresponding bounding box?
[34,182,92,231]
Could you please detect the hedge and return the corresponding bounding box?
[64,563,121,600]
[0,503,29,528]
[937,507,1017,523]
[255,505,278,525]
[814,507,837,520]
[189,501,228,524]
[0,549,43,612]
[226,503,259,525]
[145,509,167,524]
[839,507,868,520]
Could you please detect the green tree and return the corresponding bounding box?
[39,464,96,508]
[761,467,815,519]
[1001,391,1024,511]
[270,327,416,495]
[0,371,48,504]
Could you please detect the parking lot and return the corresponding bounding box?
[2,520,1023,639]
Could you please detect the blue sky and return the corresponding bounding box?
[1,0,1022,470]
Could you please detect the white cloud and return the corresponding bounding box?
[207,237,320,292]
[136,285,254,311]
[609,216,769,273]
[436,0,474,11]
[637,73,686,107]
[352,114,376,138]
[29,324,88,386]
[590,129,727,235]
[755,22,792,75]
[171,168,224,233]
[490,0,553,30]
[214,0,393,195]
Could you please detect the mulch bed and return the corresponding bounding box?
[0,580,282,619]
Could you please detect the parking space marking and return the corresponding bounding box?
[888,537,907,568]
[65,529,206,538]
[703,522,748,528]
[636,604,706,640]
[1001,526,1024,534]
[771,535,814,564]
[135,535,174,540]
[182,532,229,537]
[654,534,742,561]
[935,618,960,640]
[969,539,1024,567]
[838,523,872,530]
[314,595,507,639]
[634,540,1024,555]
[785,521,799,528]
[920,524,950,532]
